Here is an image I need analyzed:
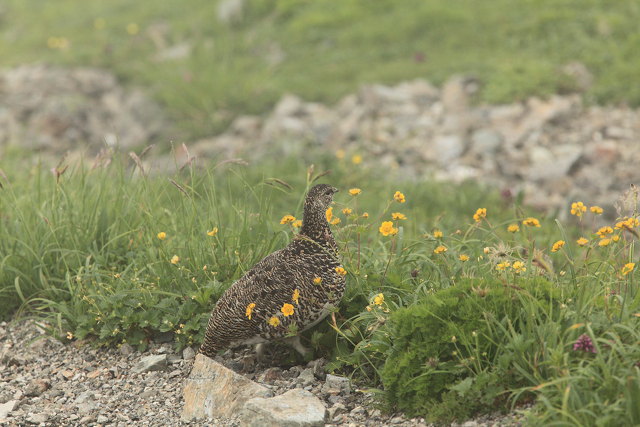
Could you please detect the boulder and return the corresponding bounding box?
[181,354,272,421]
[239,389,326,427]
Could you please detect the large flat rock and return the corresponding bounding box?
[181,354,272,421]
[239,389,327,427]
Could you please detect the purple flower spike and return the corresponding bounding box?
[573,334,597,353]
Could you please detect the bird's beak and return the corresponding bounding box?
[332,187,339,194]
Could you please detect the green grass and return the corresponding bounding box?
[2,0,639,138]
[1,149,639,424]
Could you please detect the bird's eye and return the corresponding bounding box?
[325,190,332,195]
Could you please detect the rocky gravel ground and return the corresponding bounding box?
[1,320,527,426]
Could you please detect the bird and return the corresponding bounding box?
[199,184,345,360]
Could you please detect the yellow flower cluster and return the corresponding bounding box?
[280,214,296,224]
[512,261,526,274]
[292,289,300,305]
[576,237,589,246]
[596,226,613,238]
[379,221,398,236]
[522,217,541,227]
[268,316,280,327]
[615,217,640,230]
[393,191,406,203]
[551,240,565,252]
[170,255,180,264]
[433,245,447,254]
[281,303,294,317]
[590,206,603,215]
[570,201,587,217]
[292,220,302,228]
[496,261,511,271]
[473,208,487,222]
[373,293,384,305]
[391,212,407,220]
[207,227,219,237]
[325,207,340,225]
[459,254,469,262]
[157,232,167,240]
[349,188,362,196]
[335,266,347,276]
[622,263,635,276]
[342,208,352,215]
[433,229,443,238]
[246,303,256,320]
[507,224,520,233]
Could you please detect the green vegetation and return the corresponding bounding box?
[1,151,639,424]
[2,1,640,424]
[2,0,639,137]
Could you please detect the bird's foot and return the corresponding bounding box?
[284,335,313,361]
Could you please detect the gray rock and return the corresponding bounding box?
[297,368,315,387]
[181,354,272,421]
[321,374,351,395]
[328,402,347,420]
[0,400,19,418]
[239,389,326,427]
[118,343,134,356]
[97,414,109,423]
[27,412,48,424]
[132,354,167,374]
[471,128,503,154]
[182,346,196,360]
[433,134,465,165]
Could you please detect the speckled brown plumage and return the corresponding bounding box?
[199,184,344,359]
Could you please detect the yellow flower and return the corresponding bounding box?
[459,254,469,262]
[598,238,612,247]
[473,208,487,222]
[292,220,302,228]
[433,229,443,238]
[330,217,341,226]
[379,221,398,236]
[281,303,294,317]
[157,232,167,240]
[522,217,541,227]
[570,201,587,217]
[596,226,613,238]
[336,149,345,159]
[126,22,139,35]
[373,293,384,305]
[268,316,280,327]
[280,214,296,225]
[616,217,640,230]
[612,235,620,242]
[391,212,407,220]
[496,261,511,271]
[66,331,74,340]
[352,154,362,165]
[292,289,300,305]
[207,227,219,237]
[576,237,589,246]
[512,261,526,274]
[362,212,369,218]
[483,247,491,254]
[551,240,565,252]
[325,207,333,223]
[170,255,180,264]
[245,303,256,320]
[622,263,635,276]
[342,208,352,215]
[313,277,322,285]
[348,188,362,196]
[433,245,447,254]
[335,266,347,276]
[590,206,603,215]
[507,224,520,233]
[393,191,406,203]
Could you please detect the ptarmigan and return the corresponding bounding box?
[199,184,344,359]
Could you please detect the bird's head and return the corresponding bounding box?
[305,184,338,212]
